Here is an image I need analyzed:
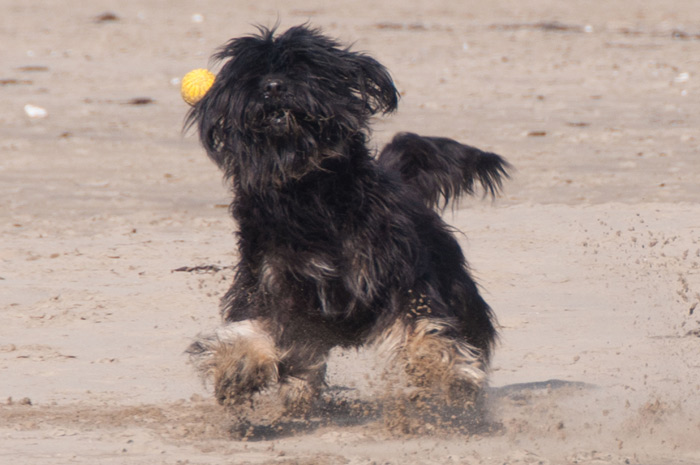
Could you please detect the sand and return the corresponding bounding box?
[2,0,699,463]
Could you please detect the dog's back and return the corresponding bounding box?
[378,132,510,210]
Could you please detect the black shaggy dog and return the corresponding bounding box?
[186,25,510,415]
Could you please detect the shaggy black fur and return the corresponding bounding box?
[185,25,510,412]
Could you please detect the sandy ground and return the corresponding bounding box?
[2,0,700,463]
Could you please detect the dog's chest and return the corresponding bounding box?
[234,172,408,312]
[236,189,351,275]
[235,181,354,243]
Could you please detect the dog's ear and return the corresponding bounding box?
[350,53,399,115]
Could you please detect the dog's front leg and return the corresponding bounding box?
[186,319,280,406]
[278,361,327,416]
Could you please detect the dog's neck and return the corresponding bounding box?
[230,132,373,197]
[228,135,382,245]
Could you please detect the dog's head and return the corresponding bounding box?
[187,25,399,188]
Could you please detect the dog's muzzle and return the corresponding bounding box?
[260,78,295,133]
[270,108,289,124]
[263,109,291,134]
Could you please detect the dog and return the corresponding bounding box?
[185,25,510,416]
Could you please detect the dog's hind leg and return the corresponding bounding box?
[377,317,488,407]
[186,319,280,406]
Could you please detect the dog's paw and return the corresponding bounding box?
[277,364,326,417]
[278,376,318,416]
[211,340,279,405]
[187,320,280,406]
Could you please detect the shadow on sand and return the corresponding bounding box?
[228,379,594,440]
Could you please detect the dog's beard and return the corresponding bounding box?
[224,89,361,189]
[244,89,356,138]
[246,96,300,137]
[266,108,294,135]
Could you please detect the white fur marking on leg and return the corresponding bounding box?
[187,319,280,404]
[375,317,487,388]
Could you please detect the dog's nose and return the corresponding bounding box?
[263,79,285,97]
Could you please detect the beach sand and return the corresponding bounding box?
[2,1,699,463]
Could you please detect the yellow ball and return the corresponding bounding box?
[181,68,215,106]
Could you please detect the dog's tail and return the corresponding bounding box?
[378,132,511,210]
